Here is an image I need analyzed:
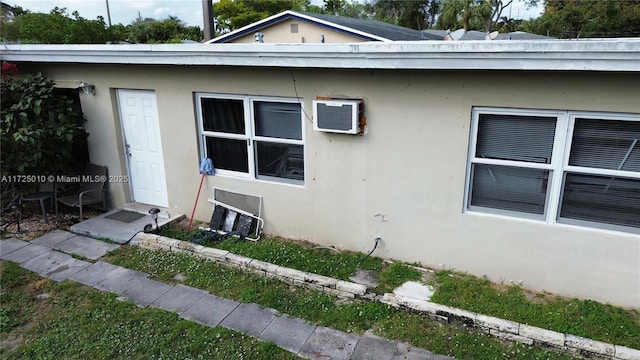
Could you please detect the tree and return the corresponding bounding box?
[0,2,20,41]
[324,0,346,15]
[213,0,310,34]
[495,15,522,32]
[1,1,15,20]
[485,0,513,32]
[1,66,88,195]
[1,5,201,44]
[526,0,640,38]
[323,0,369,18]
[370,0,441,30]
[0,7,120,44]
[437,0,480,31]
[127,16,202,43]
[436,0,517,32]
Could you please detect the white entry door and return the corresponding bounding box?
[117,89,169,207]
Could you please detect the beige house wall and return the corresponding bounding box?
[230,19,366,43]
[28,63,640,308]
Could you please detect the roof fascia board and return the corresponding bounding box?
[2,40,639,72]
[206,10,388,43]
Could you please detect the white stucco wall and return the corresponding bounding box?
[25,63,640,308]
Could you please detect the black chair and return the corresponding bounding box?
[57,164,107,219]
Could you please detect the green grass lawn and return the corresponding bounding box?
[161,227,421,294]
[102,246,579,360]
[160,226,640,349]
[0,261,297,360]
[430,271,640,349]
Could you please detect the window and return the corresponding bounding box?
[197,94,304,185]
[290,23,299,33]
[466,108,640,234]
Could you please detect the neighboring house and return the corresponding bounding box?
[2,39,638,308]
[207,10,437,43]
[207,10,553,44]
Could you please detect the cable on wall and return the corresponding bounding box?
[289,70,313,124]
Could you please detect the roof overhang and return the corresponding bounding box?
[1,39,639,72]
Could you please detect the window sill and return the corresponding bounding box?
[463,209,640,238]
[211,172,306,188]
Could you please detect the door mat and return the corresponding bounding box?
[104,210,145,223]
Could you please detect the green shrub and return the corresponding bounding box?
[1,69,88,198]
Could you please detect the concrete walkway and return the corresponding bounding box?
[0,230,452,360]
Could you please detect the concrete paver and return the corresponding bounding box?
[16,248,90,282]
[299,326,359,360]
[181,294,239,327]
[54,235,119,260]
[68,261,121,286]
[220,303,278,337]
[351,331,397,360]
[45,257,91,282]
[259,314,317,354]
[0,238,29,256]
[94,266,148,295]
[2,230,458,360]
[151,284,208,314]
[31,229,76,247]
[121,278,174,307]
[20,249,73,275]
[1,243,52,264]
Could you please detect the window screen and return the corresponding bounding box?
[201,98,245,134]
[205,137,249,173]
[255,141,304,181]
[476,114,556,164]
[569,118,640,172]
[470,164,549,215]
[254,102,302,140]
[468,108,640,233]
[560,173,640,229]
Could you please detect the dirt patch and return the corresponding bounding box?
[25,278,49,293]
[1,202,104,241]
[522,290,553,305]
[0,330,26,354]
[488,281,551,305]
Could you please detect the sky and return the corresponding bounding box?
[7,0,544,28]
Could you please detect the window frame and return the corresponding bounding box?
[196,93,305,186]
[465,107,640,234]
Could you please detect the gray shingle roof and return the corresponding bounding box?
[299,12,433,41]
[495,31,555,40]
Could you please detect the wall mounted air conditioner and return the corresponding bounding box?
[313,99,361,134]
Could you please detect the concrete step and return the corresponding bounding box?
[71,208,184,244]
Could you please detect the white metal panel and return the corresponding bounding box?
[3,40,640,71]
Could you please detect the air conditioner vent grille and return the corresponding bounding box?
[313,99,361,134]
